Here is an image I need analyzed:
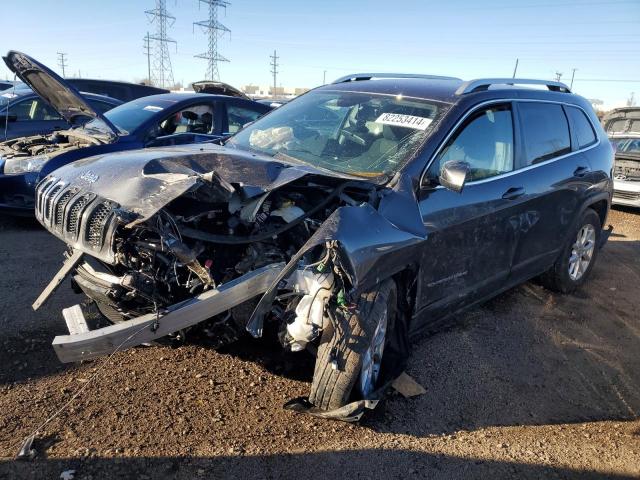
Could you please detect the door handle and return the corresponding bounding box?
[502,187,525,200]
[573,166,591,177]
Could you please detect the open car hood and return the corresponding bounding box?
[2,50,119,135]
[191,80,249,99]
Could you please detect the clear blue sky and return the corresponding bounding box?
[1,0,639,108]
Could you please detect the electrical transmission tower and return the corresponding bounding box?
[270,50,279,99]
[194,0,230,81]
[57,52,68,77]
[145,0,176,88]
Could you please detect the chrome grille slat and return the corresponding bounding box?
[86,202,114,248]
[54,189,76,231]
[44,184,64,222]
[66,194,93,239]
[614,190,640,201]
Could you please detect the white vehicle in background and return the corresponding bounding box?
[603,108,640,208]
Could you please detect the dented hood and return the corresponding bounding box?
[3,50,119,134]
[45,143,346,223]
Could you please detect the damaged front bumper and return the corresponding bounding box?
[48,261,283,363]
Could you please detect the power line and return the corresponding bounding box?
[57,52,68,78]
[270,50,279,99]
[194,0,231,81]
[145,0,176,88]
[143,32,152,84]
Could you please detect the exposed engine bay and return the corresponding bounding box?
[33,142,389,360]
[71,175,366,351]
[0,129,109,160]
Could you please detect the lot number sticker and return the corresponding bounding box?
[375,113,432,130]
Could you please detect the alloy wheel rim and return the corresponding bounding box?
[568,223,596,281]
[360,305,388,398]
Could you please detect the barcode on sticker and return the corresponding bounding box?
[375,113,432,130]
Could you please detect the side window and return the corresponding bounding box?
[88,100,116,114]
[519,103,570,165]
[9,98,61,121]
[226,105,264,134]
[158,104,215,136]
[433,104,514,182]
[566,106,597,149]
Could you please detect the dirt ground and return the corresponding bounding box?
[0,208,638,479]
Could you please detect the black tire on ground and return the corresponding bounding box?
[309,279,397,411]
[539,208,601,294]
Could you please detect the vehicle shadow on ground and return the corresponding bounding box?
[1,214,639,441]
[364,239,640,437]
[1,449,634,480]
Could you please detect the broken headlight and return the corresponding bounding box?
[3,154,49,174]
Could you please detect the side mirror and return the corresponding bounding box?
[439,160,470,193]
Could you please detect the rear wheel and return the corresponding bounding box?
[309,279,396,411]
[540,208,601,293]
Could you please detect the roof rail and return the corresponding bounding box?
[456,78,571,95]
[332,73,461,84]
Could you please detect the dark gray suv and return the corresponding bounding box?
[34,73,613,421]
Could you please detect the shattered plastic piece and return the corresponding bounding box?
[283,397,378,423]
[391,372,427,398]
[60,470,76,480]
[16,435,36,460]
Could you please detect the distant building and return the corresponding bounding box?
[242,84,310,99]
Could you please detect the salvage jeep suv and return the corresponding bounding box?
[34,74,613,420]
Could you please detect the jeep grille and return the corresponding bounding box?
[35,177,120,263]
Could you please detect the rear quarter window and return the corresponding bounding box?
[519,102,571,165]
[566,106,597,148]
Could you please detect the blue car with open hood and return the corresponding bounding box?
[0,51,272,214]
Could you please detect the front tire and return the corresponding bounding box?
[540,208,601,293]
[309,279,396,411]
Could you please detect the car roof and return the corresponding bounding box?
[319,77,463,103]
[1,86,121,104]
[316,75,578,105]
[131,92,264,103]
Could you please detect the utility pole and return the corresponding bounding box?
[145,0,177,88]
[512,58,519,78]
[323,70,327,85]
[143,31,152,84]
[270,50,279,99]
[57,52,68,78]
[554,71,563,82]
[194,0,231,81]
[570,68,577,89]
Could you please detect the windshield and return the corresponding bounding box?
[227,90,446,178]
[85,97,177,135]
[611,137,640,155]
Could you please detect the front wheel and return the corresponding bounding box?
[308,279,396,411]
[540,208,601,293]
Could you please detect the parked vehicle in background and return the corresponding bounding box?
[1,83,122,141]
[0,51,272,214]
[192,80,249,99]
[34,73,613,420]
[603,107,640,207]
[65,78,168,103]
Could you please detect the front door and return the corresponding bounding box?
[415,103,528,324]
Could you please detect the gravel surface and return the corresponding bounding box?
[0,208,639,479]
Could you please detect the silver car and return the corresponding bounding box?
[603,108,640,207]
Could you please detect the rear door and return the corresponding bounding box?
[508,101,596,282]
[417,102,528,320]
